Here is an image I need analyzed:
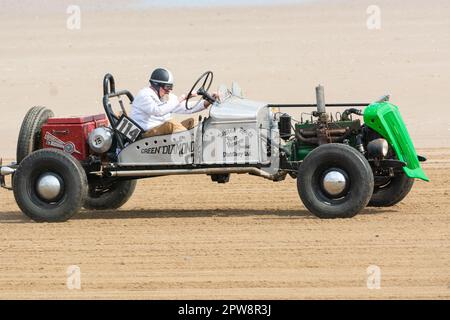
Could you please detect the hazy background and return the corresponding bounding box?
[0,0,449,157]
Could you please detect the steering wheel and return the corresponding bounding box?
[185,71,216,110]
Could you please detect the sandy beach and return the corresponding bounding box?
[0,0,449,157]
[0,148,449,299]
[0,0,449,299]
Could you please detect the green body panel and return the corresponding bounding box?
[363,102,429,181]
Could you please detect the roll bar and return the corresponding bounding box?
[103,73,116,96]
[102,73,136,148]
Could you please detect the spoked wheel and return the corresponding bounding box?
[16,106,54,164]
[368,174,414,207]
[297,144,374,218]
[84,179,137,210]
[13,149,87,222]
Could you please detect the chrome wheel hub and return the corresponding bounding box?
[36,173,62,201]
[322,170,347,197]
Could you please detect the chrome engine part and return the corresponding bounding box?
[88,127,113,154]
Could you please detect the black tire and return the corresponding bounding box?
[368,174,414,207]
[84,180,137,210]
[16,106,54,164]
[13,149,87,222]
[297,143,374,219]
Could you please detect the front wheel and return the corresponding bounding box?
[297,144,374,219]
[368,174,414,207]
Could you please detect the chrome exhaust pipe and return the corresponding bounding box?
[107,167,278,180]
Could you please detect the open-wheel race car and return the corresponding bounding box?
[0,71,428,222]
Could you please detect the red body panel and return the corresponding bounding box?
[41,114,108,161]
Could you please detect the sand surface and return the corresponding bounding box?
[0,0,449,157]
[0,148,449,299]
[0,0,449,299]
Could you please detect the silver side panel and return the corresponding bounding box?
[202,99,273,165]
[202,121,260,164]
[118,98,279,168]
[117,128,196,166]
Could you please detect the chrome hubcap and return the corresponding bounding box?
[36,173,62,201]
[322,170,347,196]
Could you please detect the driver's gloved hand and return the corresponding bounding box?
[203,92,219,108]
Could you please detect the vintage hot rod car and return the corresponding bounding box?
[0,71,428,222]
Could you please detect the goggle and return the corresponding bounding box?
[161,84,173,91]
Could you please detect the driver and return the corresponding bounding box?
[130,68,215,137]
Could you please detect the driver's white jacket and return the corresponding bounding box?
[130,87,205,131]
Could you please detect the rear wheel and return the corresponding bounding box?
[84,180,137,210]
[13,149,87,222]
[16,106,54,163]
[297,143,374,218]
[368,174,414,207]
